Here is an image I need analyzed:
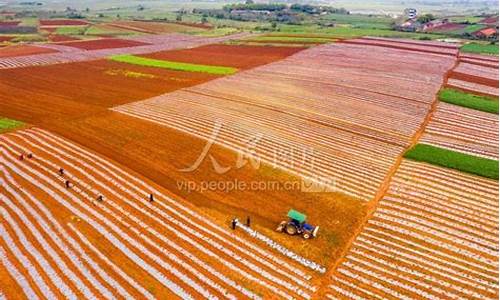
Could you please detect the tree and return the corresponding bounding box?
[245,0,254,4]
[417,13,436,23]
[176,14,182,22]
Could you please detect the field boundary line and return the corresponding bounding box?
[312,51,460,299]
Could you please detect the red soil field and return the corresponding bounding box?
[141,44,305,70]
[48,35,81,42]
[55,38,150,50]
[39,19,89,26]
[0,45,58,58]
[0,59,220,119]
[0,44,362,265]
[176,21,213,29]
[429,22,467,32]
[0,36,13,42]
[449,70,498,87]
[0,21,20,26]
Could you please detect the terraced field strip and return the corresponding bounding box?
[419,102,498,159]
[0,127,319,299]
[110,54,238,75]
[405,144,498,179]
[453,61,499,82]
[0,32,251,69]
[339,37,459,56]
[113,41,455,201]
[447,78,499,97]
[326,159,499,300]
[438,87,499,114]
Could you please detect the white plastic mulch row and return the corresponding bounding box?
[30,127,315,280]
[0,128,318,299]
[420,102,499,159]
[5,131,313,299]
[0,151,195,300]
[235,222,326,273]
[0,169,138,299]
[112,40,455,201]
[327,159,499,300]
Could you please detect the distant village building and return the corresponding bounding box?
[473,27,498,40]
[404,8,417,19]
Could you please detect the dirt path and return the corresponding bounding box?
[312,52,461,298]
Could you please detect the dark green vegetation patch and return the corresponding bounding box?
[110,55,238,75]
[405,144,499,180]
[439,88,498,114]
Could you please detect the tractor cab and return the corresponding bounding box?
[276,209,319,239]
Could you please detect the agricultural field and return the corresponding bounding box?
[0,12,498,299]
[326,159,498,299]
[113,40,456,201]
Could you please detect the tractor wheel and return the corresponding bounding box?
[303,233,311,239]
[285,224,297,235]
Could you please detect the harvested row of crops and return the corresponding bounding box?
[420,102,498,159]
[54,38,151,50]
[0,32,250,69]
[113,41,455,201]
[339,37,459,56]
[447,78,499,97]
[0,127,319,299]
[326,159,499,300]
[110,54,238,75]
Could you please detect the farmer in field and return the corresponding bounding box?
[59,168,64,176]
[149,193,154,202]
[65,180,71,189]
[19,154,23,161]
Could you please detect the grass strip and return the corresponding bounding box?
[439,88,498,114]
[460,43,499,55]
[404,144,499,180]
[0,118,23,133]
[110,55,238,75]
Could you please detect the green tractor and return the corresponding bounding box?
[276,209,319,239]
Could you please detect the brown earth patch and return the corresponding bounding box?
[140,44,305,70]
[0,45,58,58]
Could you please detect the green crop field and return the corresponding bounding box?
[276,24,443,39]
[0,118,24,133]
[439,88,499,114]
[461,43,499,55]
[405,144,499,179]
[109,55,238,75]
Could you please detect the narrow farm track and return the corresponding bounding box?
[0,128,321,299]
[113,41,456,201]
[0,32,251,69]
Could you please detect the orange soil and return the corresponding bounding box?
[55,38,150,50]
[0,44,365,266]
[0,45,58,58]
[141,44,305,70]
